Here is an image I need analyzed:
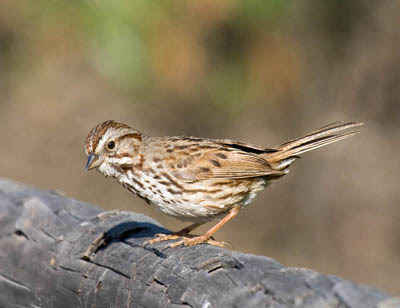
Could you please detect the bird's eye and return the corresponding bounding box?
[107,141,115,150]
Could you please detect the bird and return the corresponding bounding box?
[84,120,363,248]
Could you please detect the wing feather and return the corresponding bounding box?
[169,142,284,182]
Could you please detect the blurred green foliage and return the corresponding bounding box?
[4,0,373,115]
[4,0,298,112]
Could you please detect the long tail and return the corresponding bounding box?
[265,122,363,170]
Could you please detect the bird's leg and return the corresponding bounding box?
[145,222,203,245]
[168,205,241,248]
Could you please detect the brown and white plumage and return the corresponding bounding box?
[85,120,363,247]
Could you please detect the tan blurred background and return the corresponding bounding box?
[1,0,399,294]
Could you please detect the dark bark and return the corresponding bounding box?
[0,178,397,308]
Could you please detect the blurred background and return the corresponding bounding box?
[1,0,399,294]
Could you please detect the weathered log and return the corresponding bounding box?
[0,178,397,308]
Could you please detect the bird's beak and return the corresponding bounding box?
[85,153,101,171]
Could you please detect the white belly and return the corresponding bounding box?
[119,170,266,223]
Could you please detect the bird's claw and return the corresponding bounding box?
[145,233,227,248]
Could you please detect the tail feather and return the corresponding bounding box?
[266,122,363,165]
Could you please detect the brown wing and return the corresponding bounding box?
[166,138,284,182]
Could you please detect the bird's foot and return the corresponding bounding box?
[168,235,227,248]
[145,233,227,248]
[144,233,191,245]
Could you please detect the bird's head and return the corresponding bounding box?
[84,120,143,178]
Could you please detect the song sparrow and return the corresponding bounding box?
[85,120,362,248]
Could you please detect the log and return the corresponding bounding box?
[0,178,397,308]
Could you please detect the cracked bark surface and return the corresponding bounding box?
[0,178,397,308]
